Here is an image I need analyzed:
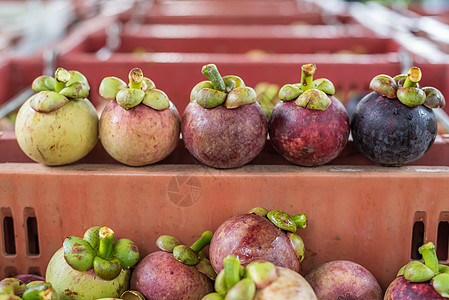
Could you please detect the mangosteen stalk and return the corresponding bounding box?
[191,231,213,253]
[129,68,144,90]
[98,227,115,260]
[292,213,307,229]
[419,242,439,275]
[202,64,226,92]
[54,67,71,93]
[403,67,422,88]
[300,64,317,91]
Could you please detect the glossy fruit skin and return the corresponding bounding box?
[351,91,437,166]
[384,276,445,299]
[181,102,268,169]
[305,260,382,300]
[99,101,180,166]
[268,96,349,166]
[209,214,299,274]
[15,97,99,165]
[130,251,213,300]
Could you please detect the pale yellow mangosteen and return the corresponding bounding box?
[15,67,99,165]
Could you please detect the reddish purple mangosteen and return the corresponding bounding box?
[384,242,449,299]
[131,232,215,300]
[269,63,350,166]
[351,67,445,166]
[305,260,382,299]
[209,207,307,274]
[182,64,268,169]
[98,68,180,166]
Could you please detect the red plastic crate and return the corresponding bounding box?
[118,0,352,25]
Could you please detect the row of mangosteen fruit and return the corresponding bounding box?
[14,62,446,168]
[1,207,448,299]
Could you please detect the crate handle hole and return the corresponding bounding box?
[437,221,449,261]
[2,210,16,255]
[26,216,39,255]
[411,220,425,260]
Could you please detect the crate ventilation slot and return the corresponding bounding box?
[411,220,425,260]
[24,207,39,256]
[2,207,16,255]
[437,221,449,261]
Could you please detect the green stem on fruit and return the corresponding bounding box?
[419,242,439,275]
[403,67,422,88]
[128,68,144,90]
[300,64,317,92]
[98,227,115,260]
[190,231,213,253]
[291,214,307,229]
[54,67,71,93]
[202,64,226,92]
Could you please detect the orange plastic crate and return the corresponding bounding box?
[1,130,449,292]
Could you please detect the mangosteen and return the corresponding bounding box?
[269,63,350,167]
[130,231,216,300]
[209,207,306,274]
[99,68,180,166]
[351,67,445,166]
[12,274,45,285]
[15,67,98,166]
[202,255,317,300]
[384,242,449,299]
[305,260,382,299]
[182,64,268,169]
[0,277,55,299]
[45,226,139,300]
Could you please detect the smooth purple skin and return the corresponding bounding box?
[384,276,445,299]
[268,96,349,166]
[209,214,299,274]
[350,91,437,166]
[13,274,45,284]
[99,101,180,166]
[130,251,213,300]
[305,260,382,300]
[181,102,268,169]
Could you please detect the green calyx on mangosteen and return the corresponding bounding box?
[391,242,449,298]
[99,68,169,111]
[190,64,256,109]
[251,207,307,262]
[62,226,139,280]
[369,67,446,109]
[155,231,217,280]
[278,63,334,111]
[29,67,90,113]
